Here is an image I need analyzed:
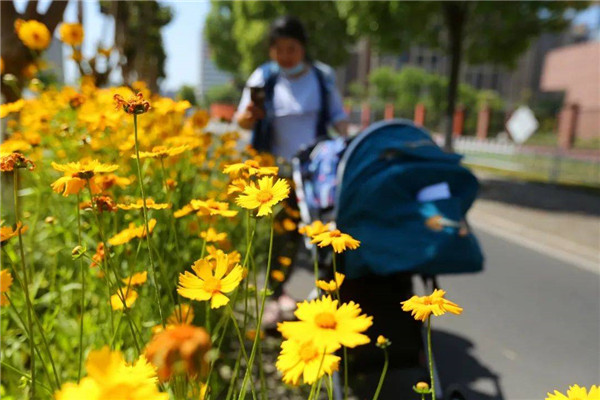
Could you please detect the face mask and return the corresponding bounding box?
[279,62,305,76]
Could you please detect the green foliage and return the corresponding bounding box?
[177,85,198,106]
[204,82,240,105]
[205,0,354,80]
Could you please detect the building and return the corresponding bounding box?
[197,31,233,103]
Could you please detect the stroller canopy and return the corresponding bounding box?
[335,120,484,278]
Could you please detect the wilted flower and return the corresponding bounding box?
[114,92,150,115]
[145,324,211,382]
[0,152,35,172]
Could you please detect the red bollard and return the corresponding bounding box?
[384,103,394,120]
[476,106,490,139]
[453,107,465,137]
[414,103,426,126]
[361,104,371,129]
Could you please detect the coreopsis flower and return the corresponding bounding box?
[110,288,138,310]
[316,272,345,293]
[298,220,331,238]
[96,174,132,191]
[278,256,292,267]
[271,270,285,283]
[277,296,373,352]
[90,243,105,268]
[311,229,360,253]
[401,289,463,322]
[200,227,227,243]
[0,223,28,245]
[54,346,167,400]
[205,246,241,272]
[222,159,278,177]
[15,19,51,50]
[136,145,189,159]
[59,22,84,46]
[190,109,209,129]
[227,178,247,195]
[0,152,35,172]
[0,99,25,118]
[376,335,391,349]
[117,198,169,210]
[51,160,118,196]
[546,385,599,400]
[235,176,290,217]
[114,92,150,115]
[80,195,117,213]
[177,252,244,309]
[1,269,13,306]
[282,218,297,231]
[276,339,340,386]
[145,324,211,382]
[108,219,157,246]
[122,271,148,286]
[174,199,237,219]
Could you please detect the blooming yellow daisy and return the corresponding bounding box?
[546,385,599,400]
[117,198,170,210]
[276,339,340,386]
[59,23,84,46]
[298,220,332,238]
[227,178,248,195]
[110,288,138,311]
[316,272,345,293]
[1,269,13,306]
[401,289,463,322]
[122,271,148,286]
[135,145,189,160]
[177,252,244,309]
[51,160,118,196]
[200,227,227,243]
[222,159,278,177]
[15,19,51,50]
[277,295,373,352]
[235,176,290,217]
[311,229,360,253]
[193,199,238,218]
[0,222,28,245]
[108,219,157,246]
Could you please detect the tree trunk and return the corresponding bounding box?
[442,2,469,152]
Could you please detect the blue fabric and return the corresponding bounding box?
[335,120,484,278]
[303,138,346,209]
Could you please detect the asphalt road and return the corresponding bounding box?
[432,229,600,400]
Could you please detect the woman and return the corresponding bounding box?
[236,15,348,159]
[236,16,348,324]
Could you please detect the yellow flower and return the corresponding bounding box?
[223,159,278,177]
[276,339,340,386]
[205,246,241,272]
[236,176,290,217]
[546,385,599,400]
[376,335,391,349]
[311,229,360,253]
[110,288,138,310]
[227,178,248,195]
[1,269,13,306]
[108,219,157,246]
[271,270,285,282]
[96,174,131,191]
[52,160,119,179]
[0,222,28,245]
[190,109,209,129]
[117,198,170,210]
[316,272,345,293]
[15,19,51,50]
[298,220,332,238]
[136,145,189,159]
[122,271,148,286]
[55,346,167,400]
[278,256,292,267]
[174,199,238,219]
[200,227,227,243]
[401,289,463,322]
[1,152,35,172]
[282,218,297,231]
[59,23,84,46]
[0,99,26,119]
[178,252,244,309]
[277,295,373,352]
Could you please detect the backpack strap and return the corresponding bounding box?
[313,65,330,140]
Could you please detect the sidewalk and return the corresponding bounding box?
[468,171,600,273]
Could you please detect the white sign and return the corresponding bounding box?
[506,106,539,144]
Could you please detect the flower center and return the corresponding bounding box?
[256,190,273,203]
[203,276,222,294]
[330,230,341,237]
[314,312,337,329]
[298,342,319,362]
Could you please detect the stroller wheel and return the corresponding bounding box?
[444,384,467,400]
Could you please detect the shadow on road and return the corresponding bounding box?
[433,329,505,400]
[477,177,600,216]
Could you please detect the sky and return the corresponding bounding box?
[12,1,600,93]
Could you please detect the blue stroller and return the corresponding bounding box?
[292,119,484,399]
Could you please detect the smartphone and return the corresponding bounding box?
[249,86,266,111]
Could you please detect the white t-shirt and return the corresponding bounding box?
[237,63,347,160]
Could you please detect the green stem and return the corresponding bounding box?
[76,193,85,382]
[308,349,327,400]
[427,316,436,400]
[132,113,166,327]
[13,168,35,398]
[313,247,320,297]
[160,158,181,256]
[238,214,275,399]
[0,361,53,396]
[371,348,389,400]
[333,253,348,400]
